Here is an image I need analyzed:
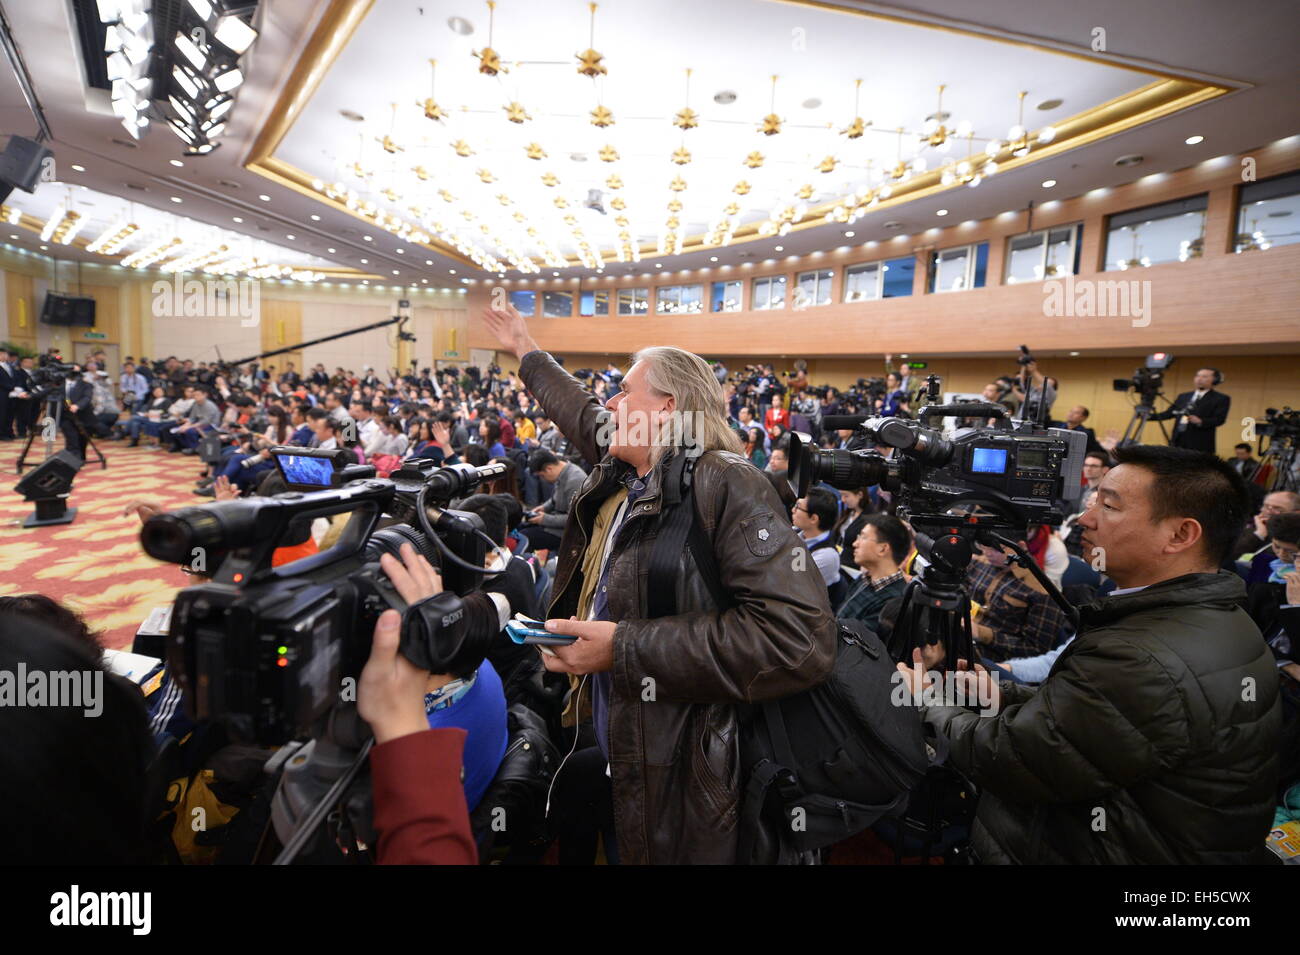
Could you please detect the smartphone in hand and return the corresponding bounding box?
[506,615,578,646]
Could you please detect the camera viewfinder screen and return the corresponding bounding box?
[277,454,334,487]
[971,447,1009,474]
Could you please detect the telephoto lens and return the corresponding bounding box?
[139,501,263,564]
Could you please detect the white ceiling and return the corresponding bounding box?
[0,0,1296,286]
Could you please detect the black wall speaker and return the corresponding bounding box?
[0,136,52,195]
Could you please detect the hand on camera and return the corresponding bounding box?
[380,541,443,604]
[358,609,430,744]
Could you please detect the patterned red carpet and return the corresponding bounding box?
[0,436,200,650]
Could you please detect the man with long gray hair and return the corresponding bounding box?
[481,304,835,864]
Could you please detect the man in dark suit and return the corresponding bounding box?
[0,348,15,440]
[61,370,97,459]
[1230,442,1261,481]
[10,355,35,437]
[1149,367,1230,454]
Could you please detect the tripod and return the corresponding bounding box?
[16,391,107,473]
[1260,437,1298,492]
[1118,395,1172,448]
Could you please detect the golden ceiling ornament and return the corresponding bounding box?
[504,101,531,124]
[889,127,909,181]
[477,168,496,183]
[411,165,430,181]
[590,104,614,127]
[744,151,765,169]
[610,196,626,210]
[348,161,369,180]
[841,79,868,139]
[733,180,751,195]
[497,193,512,205]
[461,209,475,220]
[376,135,403,154]
[667,199,682,212]
[418,59,447,121]
[758,75,782,136]
[924,84,949,147]
[797,183,814,199]
[381,187,401,202]
[671,147,692,165]
[614,214,629,226]
[674,106,699,130]
[668,175,687,192]
[666,216,680,230]
[473,2,507,76]
[598,144,619,162]
[541,172,560,186]
[513,211,527,222]
[723,202,739,215]
[451,139,474,157]
[438,189,455,203]
[526,226,538,236]
[817,155,838,174]
[575,4,606,77]
[480,224,491,234]
[525,142,546,160]
[408,205,425,218]
[618,230,630,240]
[554,196,569,208]
[605,174,623,189]
[563,214,578,225]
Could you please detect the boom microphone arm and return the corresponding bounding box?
[226,315,409,367]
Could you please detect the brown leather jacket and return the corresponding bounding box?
[520,351,836,863]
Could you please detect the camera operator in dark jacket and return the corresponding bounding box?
[481,303,836,864]
[901,445,1280,863]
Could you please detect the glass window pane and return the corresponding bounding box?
[1006,233,1045,284]
[972,244,988,289]
[934,247,971,292]
[794,271,817,308]
[843,263,880,302]
[881,257,913,298]
[509,290,535,316]
[1044,230,1075,278]
[769,275,786,309]
[579,289,609,316]
[711,280,741,312]
[751,277,768,310]
[1105,206,1207,270]
[656,285,678,312]
[681,284,704,313]
[542,291,572,317]
[617,287,648,315]
[1237,191,1300,251]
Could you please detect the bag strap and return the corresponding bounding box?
[646,454,736,617]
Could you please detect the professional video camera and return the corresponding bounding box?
[139,449,509,745]
[847,376,888,407]
[1113,351,1174,402]
[27,355,78,400]
[1259,407,1300,441]
[789,374,1085,668]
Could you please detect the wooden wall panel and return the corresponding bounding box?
[2,270,36,351]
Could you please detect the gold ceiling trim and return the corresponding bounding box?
[246,0,1232,271]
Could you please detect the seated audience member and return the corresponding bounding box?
[966,535,1069,662]
[478,417,506,458]
[835,487,872,569]
[766,441,789,475]
[793,487,844,604]
[523,448,587,553]
[1052,404,1103,454]
[902,445,1280,864]
[838,513,911,633]
[1244,511,1300,689]
[743,427,767,469]
[125,384,172,446]
[165,387,220,453]
[1230,442,1261,481]
[1234,490,1300,566]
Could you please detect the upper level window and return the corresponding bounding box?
[1236,171,1300,252]
[929,242,989,293]
[579,289,609,316]
[793,269,833,307]
[542,291,573,317]
[880,256,915,298]
[752,275,787,310]
[508,290,536,316]
[616,287,649,315]
[656,284,704,314]
[1105,195,1208,270]
[711,280,742,312]
[843,262,881,302]
[1005,224,1082,284]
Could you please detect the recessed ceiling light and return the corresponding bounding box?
[360,258,368,263]
[425,259,433,265]
[392,270,399,275]
[232,216,243,222]
[71,164,85,172]
[310,214,320,221]
[339,109,365,122]
[8,234,15,239]
[802,98,822,110]
[1042,179,1057,188]
[844,231,855,237]
[655,263,662,268]
[709,256,718,262]
[286,234,295,240]
[936,209,949,216]
[447,16,474,35]
[258,194,270,201]
[553,271,560,276]
[1185,135,1204,145]
[327,247,336,253]
[396,248,404,253]
[713,90,737,105]
[449,269,456,274]
[774,245,783,252]
[1114,154,1143,167]
[39,244,47,250]
[363,235,372,241]
[1069,351,1080,356]
[169,159,184,167]
[170,196,182,202]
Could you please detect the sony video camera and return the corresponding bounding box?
[1259,407,1300,442]
[789,375,1087,534]
[138,449,508,745]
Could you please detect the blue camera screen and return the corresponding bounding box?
[971,447,1009,474]
[278,454,334,487]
